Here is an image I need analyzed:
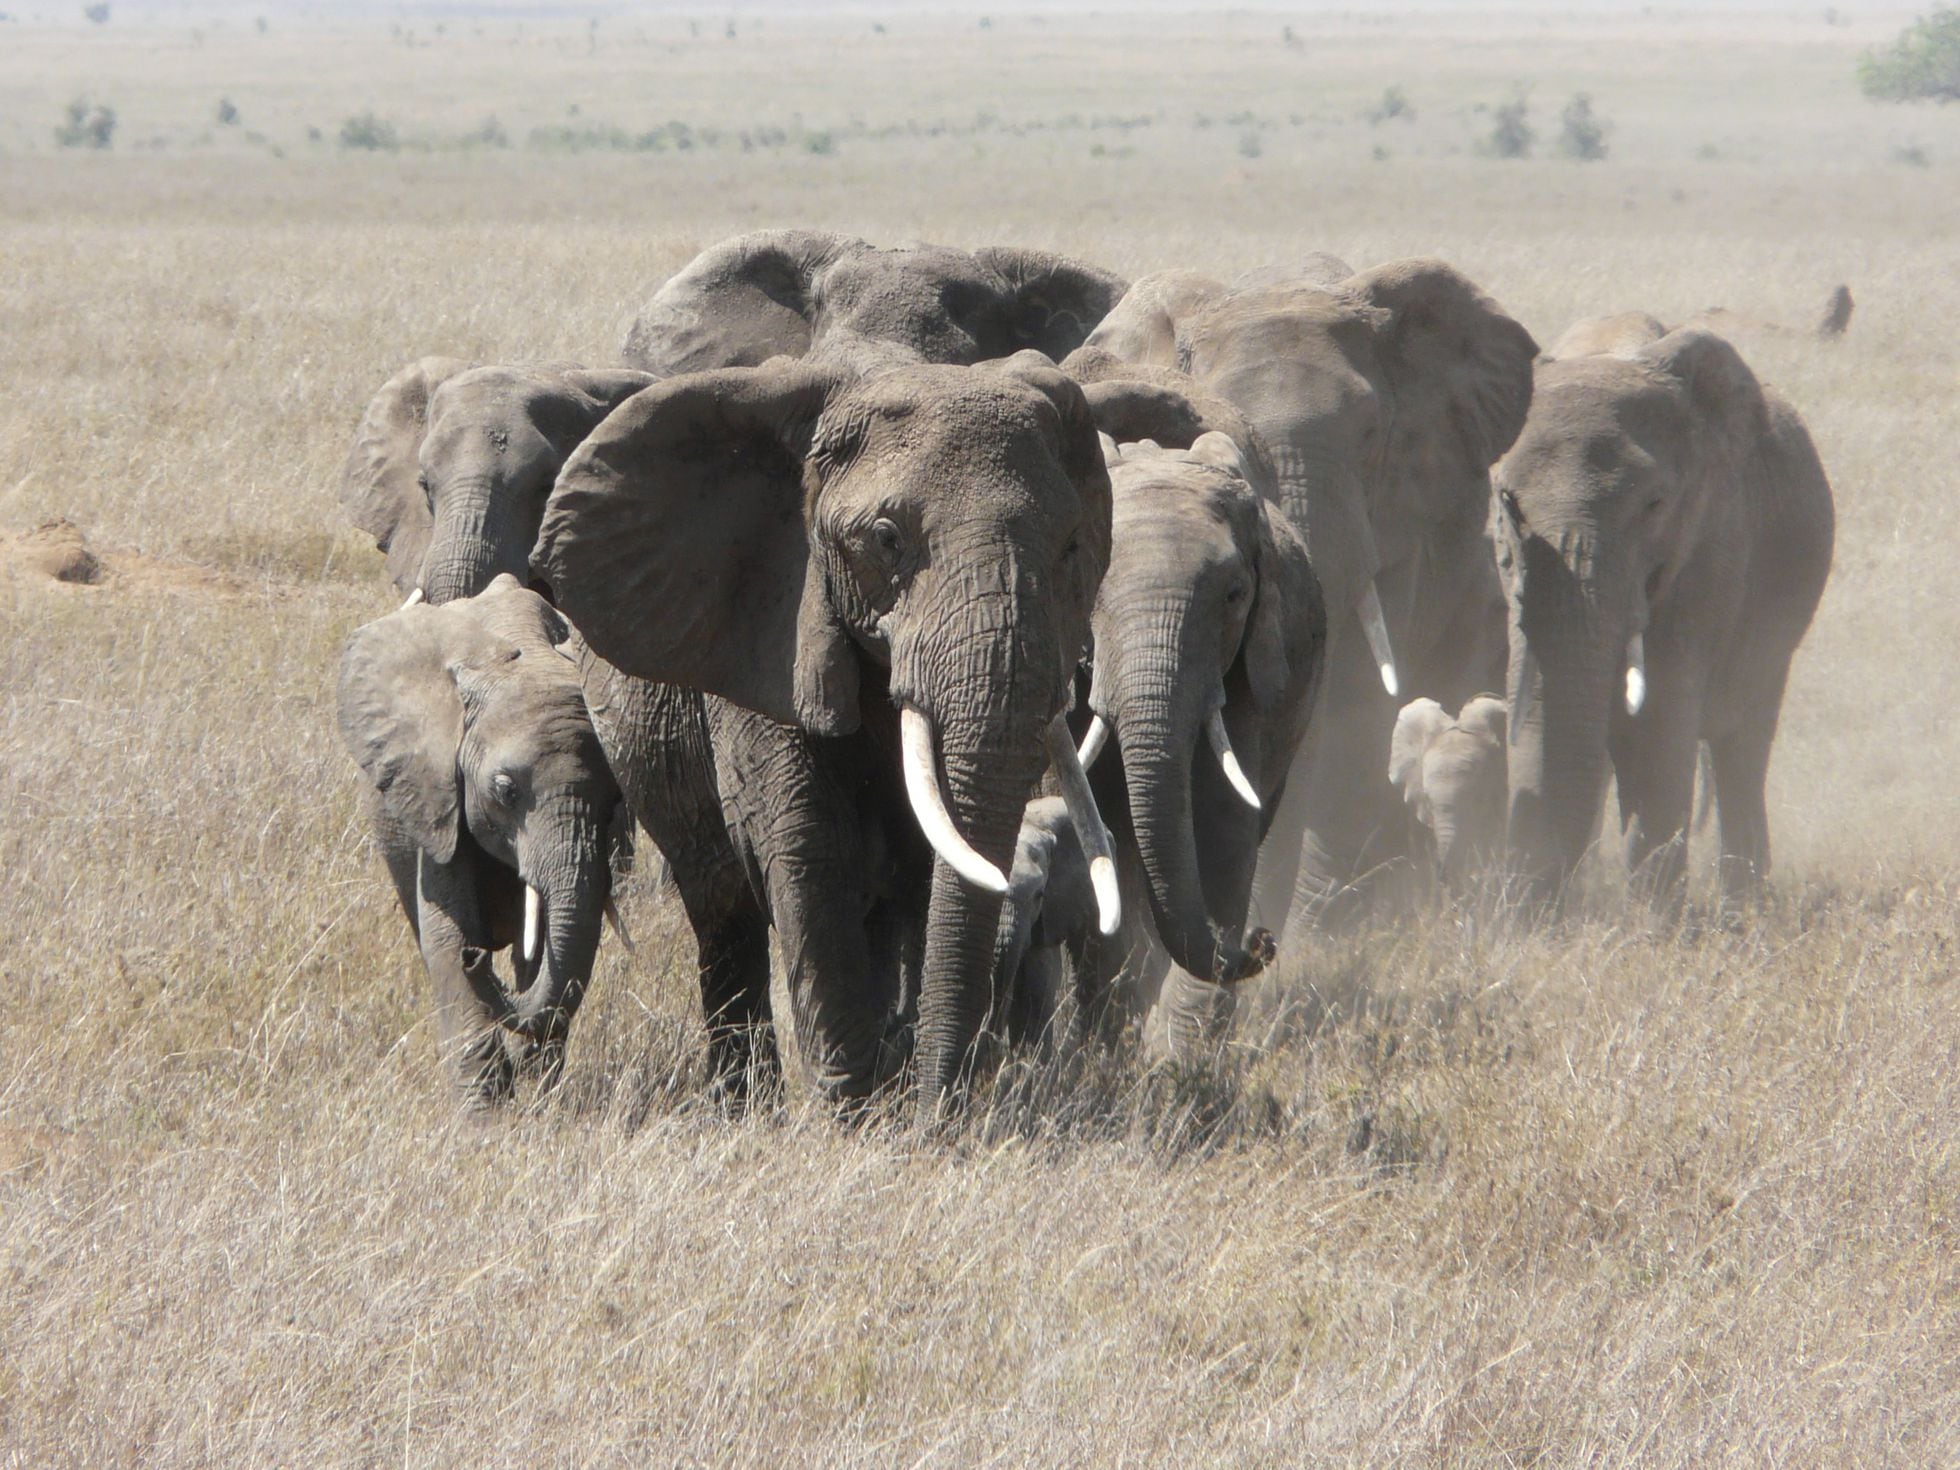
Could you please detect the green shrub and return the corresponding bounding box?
[1368,85,1414,125]
[1859,6,1960,103]
[338,112,398,151]
[216,97,239,126]
[1556,93,1610,160]
[1479,88,1533,158]
[54,98,115,149]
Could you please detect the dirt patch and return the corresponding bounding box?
[1,518,246,600]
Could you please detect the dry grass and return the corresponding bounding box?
[2,7,1957,1465]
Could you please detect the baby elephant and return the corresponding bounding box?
[992,796,1102,1046]
[339,575,631,1103]
[1389,696,1508,890]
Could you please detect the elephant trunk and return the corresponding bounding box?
[903,554,1060,1111]
[1507,620,1617,898]
[501,796,608,1039]
[419,479,537,606]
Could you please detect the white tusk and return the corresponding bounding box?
[522,884,541,962]
[401,587,425,609]
[604,894,636,954]
[1358,582,1399,698]
[1044,715,1122,936]
[1205,708,1261,810]
[1625,633,1647,716]
[1076,713,1110,770]
[899,708,1009,894]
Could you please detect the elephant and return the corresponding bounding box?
[534,354,1117,1111]
[620,229,1128,377]
[337,576,631,1102]
[339,358,656,604]
[1082,257,1538,931]
[990,797,1100,1048]
[1494,317,1835,903]
[1388,695,1508,891]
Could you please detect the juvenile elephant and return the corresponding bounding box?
[337,576,629,1102]
[1495,317,1834,902]
[621,229,1128,376]
[991,797,1100,1047]
[1085,257,1537,929]
[339,359,655,604]
[535,355,1117,1110]
[1389,696,1508,891]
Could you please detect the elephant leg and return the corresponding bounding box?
[681,884,776,1107]
[415,847,514,1105]
[1154,966,1236,1060]
[714,707,892,1103]
[1611,708,1701,911]
[1709,715,1778,906]
[1284,655,1402,935]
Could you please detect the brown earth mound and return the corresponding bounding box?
[1,518,244,599]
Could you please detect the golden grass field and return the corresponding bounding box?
[2,5,1957,1463]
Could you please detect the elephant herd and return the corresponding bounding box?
[334,230,1835,1116]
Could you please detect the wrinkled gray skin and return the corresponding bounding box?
[340,357,783,1104]
[1496,317,1834,903]
[1085,257,1537,931]
[622,229,1128,377]
[991,797,1099,1047]
[1389,696,1508,891]
[340,360,656,604]
[337,577,628,1102]
[536,355,1112,1112]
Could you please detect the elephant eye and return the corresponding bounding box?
[870,517,903,563]
[492,772,520,806]
[417,472,433,508]
[1225,580,1250,606]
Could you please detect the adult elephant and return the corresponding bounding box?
[1496,316,1834,902]
[1084,257,1538,929]
[339,359,655,605]
[337,577,631,1103]
[621,229,1127,376]
[535,355,1116,1110]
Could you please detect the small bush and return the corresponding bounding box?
[1368,85,1414,125]
[54,98,115,149]
[82,2,109,21]
[1859,6,1960,103]
[1480,88,1533,158]
[1892,142,1933,166]
[215,97,238,126]
[802,130,836,155]
[1556,92,1610,160]
[462,115,508,149]
[338,112,398,151]
[1238,130,1263,159]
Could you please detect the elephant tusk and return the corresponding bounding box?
[899,707,1009,894]
[1358,582,1400,698]
[1076,713,1110,770]
[1205,708,1261,811]
[1044,715,1122,937]
[523,884,541,963]
[604,894,636,954]
[401,587,425,609]
[1625,633,1647,716]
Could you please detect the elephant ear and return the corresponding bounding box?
[337,600,512,863]
[535,359,856,735]
[1243,489,1326,725]
[1455,694,1508,748]
[1066,355,1285,506]
[972,246,1130,360]
[340,356,474,596]
[992,352,1116,577]
[1389,698,1452,807]
[620,229,859,375]
[1081,270,1231,368]
[524,368,660,458]
[1356,258,1540,479]
[468,572,572,653]
[1646,326,1769,437]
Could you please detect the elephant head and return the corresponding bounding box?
[338,576,627,1088]
[1495,325,1783,891]
[1083,432,1324,984]
[340,361,656,604]
[1389,695,1507,887]
[621,229,1129,376]
[535,355,1113,1103]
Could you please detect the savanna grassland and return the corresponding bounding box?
[2,5,1958,1464]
